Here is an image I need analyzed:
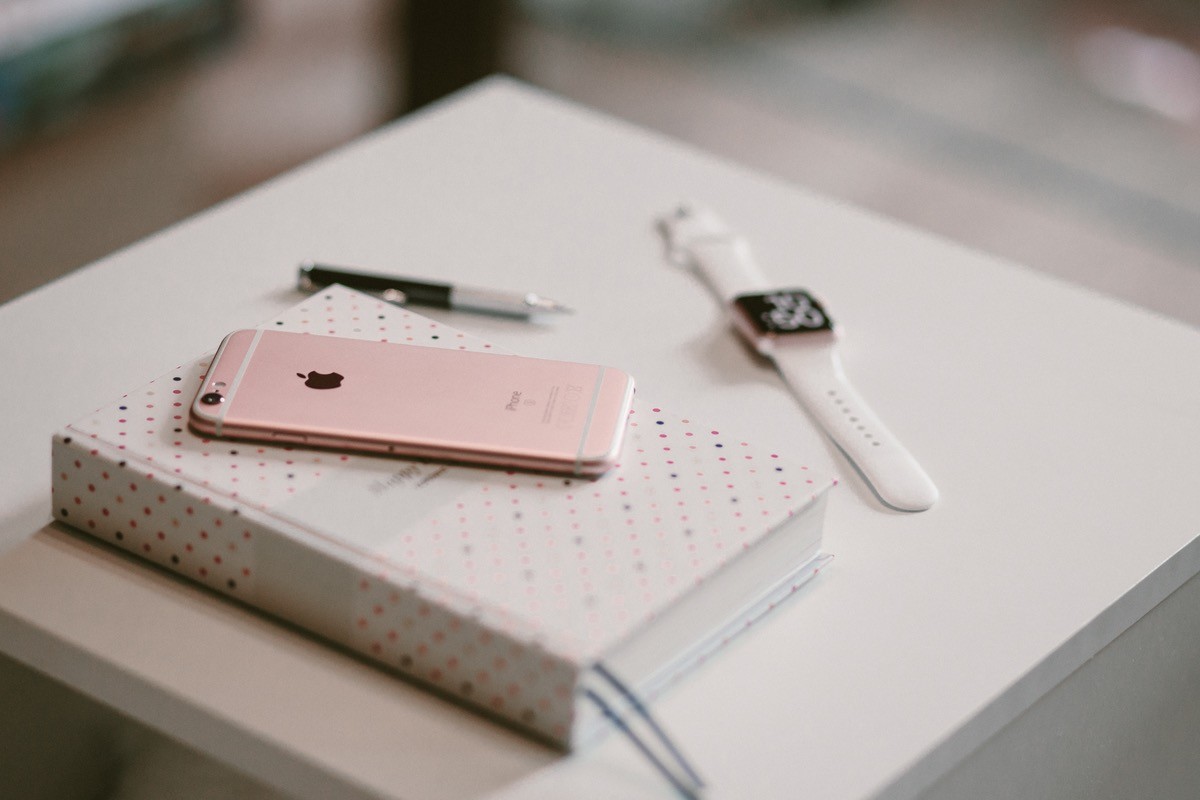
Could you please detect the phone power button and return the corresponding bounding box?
[271,432,307,444]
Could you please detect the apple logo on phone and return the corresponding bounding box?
[297,371,344,390]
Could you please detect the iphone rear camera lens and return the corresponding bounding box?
[200,392,224,405]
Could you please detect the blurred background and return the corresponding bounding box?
[2,0,1200,796]
[2,0,1199,323]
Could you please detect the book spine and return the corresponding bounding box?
[51,432,579,746]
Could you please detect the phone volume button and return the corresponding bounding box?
[272,432,307,443]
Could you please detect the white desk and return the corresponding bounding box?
[2,78,1199,799]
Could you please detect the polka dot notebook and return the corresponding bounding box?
[51,285,834,752]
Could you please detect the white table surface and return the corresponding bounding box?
[2,77,1199,800]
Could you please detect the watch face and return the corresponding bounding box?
[734,290,833,335]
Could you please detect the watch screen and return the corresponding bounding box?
[734,290,833,335]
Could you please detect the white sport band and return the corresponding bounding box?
[660,205,938,512]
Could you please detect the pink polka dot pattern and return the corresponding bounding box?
[371,401,829,662]
[51,435,259,598]
[51,286,835,747]
[348,570,578,741]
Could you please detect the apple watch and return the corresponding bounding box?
[659,204,938,512]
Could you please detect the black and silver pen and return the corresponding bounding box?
[298,262,572,318]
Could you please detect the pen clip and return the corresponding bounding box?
[297,266,316,293]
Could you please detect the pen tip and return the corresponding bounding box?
[524,294,573,314]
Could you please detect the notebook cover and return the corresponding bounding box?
[51,285,834,745]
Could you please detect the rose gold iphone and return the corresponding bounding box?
[189,330,635,476]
